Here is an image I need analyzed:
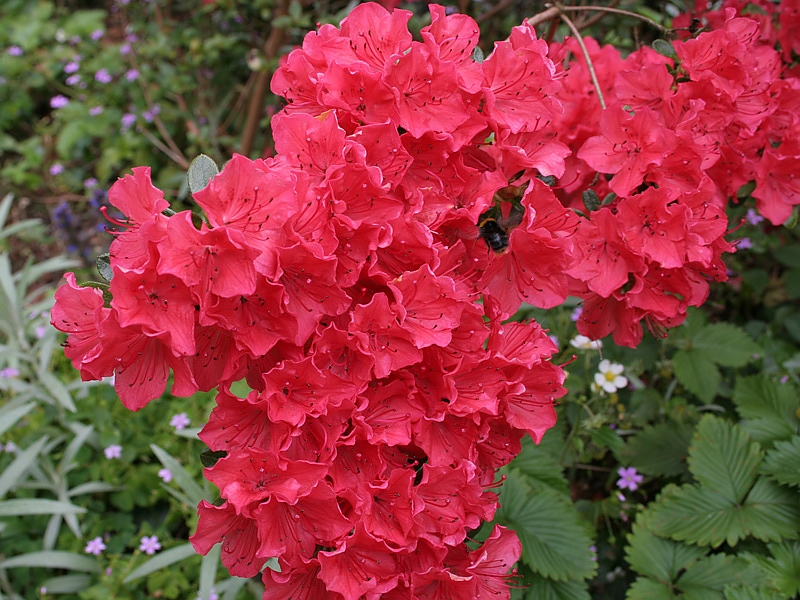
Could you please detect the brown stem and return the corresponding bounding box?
[548,3,669,34]
[240,0,288,157]
[553,4,607,110]
[138,126,190,170]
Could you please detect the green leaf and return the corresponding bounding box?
[589,427,623,458]
[677,554,757,599]
[187,154,219,194]
[673,350,720,403]
[511,437,569,495]
[733,376,800,446]
[723,585,785,600]
[519,573,591,600]
[123,543,198,583]
[38,574,92,594]
[0,551,101,572]
[738,478,800,544]
[652,39,678,59]
[0,499,87,516]
[691,323,761,367]
[761,436,800,488]
[772,243,800,268]
[0,436,49,499]
[151,444,208,505]
[759,541,800,597]
[200,449,227,469]
[97,253,113,282]
[0,400,35,438]
[626,577,676,600]
[625,521,706,583]
[619,422,693,478]
[688,415,762,503]
[648,484,750,548]
[497,472,596,581]
[785,269,800,300]
[37,369,77,412]
[582,189,601,212]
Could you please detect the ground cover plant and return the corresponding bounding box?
[1,0,799,598]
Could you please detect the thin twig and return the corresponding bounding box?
[548,3,669,34]
[553,4,607,110]
[527,6,560,28]
[138,126,190,170]
[241,0,288,157]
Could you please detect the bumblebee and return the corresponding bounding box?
[477,184,526,255]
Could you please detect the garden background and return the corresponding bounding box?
[1,0,799,598]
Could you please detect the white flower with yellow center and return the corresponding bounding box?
[570,334,603,350]
[594,359,628,393]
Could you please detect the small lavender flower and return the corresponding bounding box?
[617,466,643,491]
[85,536,107,555]
[49,163,64,176]
[3,441,17,453]
[125,68,140,82]
[89,106,104,116]
[50,95,69,109]
[745,208,764,226]
[570,306,583,322]
[35,325,48,339]
[104,444,122,459]
[64,60,80,73]
[139,535,161,555]
[90,29,104,41]
[170,413,191,431]
[84,177,99,189]
[119,43,132,55]
[95,68,112,84]
[158,468,173,483]
[142,104,160,122]
[7,46,23,56]
[65,74,82,87]
[1,367,20,378]
[69,36,81,45]
[738,237,752,250]
[120,113,137,132]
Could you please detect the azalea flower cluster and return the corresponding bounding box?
[548,2,800,345]
[50,2,799,597]
[52,5,578,598]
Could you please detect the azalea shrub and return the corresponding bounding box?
[4,0,800,598]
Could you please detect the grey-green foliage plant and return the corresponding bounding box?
[624,386,800,600]
[0,193,261,599]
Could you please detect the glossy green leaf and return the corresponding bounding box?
[762,436,800,488]
[673,350,720,403]
[691,323,761,367]
[688,415,762,503]
[497,472,596,581]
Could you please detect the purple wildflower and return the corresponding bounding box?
[95,69,112,84]
[50,95,69,109]
[616,466,643,491]
[104,444,122,459]
[85,537,107,555]
[139,535,161,555]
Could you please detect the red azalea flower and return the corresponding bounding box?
[51,273,109,376]
[205,448,327,513]
[578,104,676,197]
[317,524,402,600]
[190,500,265,578]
